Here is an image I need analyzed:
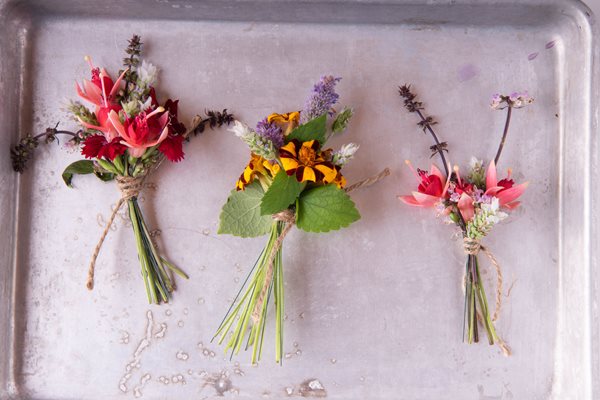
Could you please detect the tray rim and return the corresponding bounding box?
[0,0,598,399]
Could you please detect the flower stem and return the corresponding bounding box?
[414,109,449,176]
[126,197,184,304]
[493,106,512,166]
[213,221,286,364]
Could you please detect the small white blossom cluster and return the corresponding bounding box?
[331,143,359,167]
[229,120,278,160]
[490,92,534,110]
[466,197,508,239]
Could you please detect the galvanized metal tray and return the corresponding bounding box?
[1,0,598,398]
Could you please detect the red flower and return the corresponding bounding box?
[399,162,450,207]
[81,135,127,160]
[108,108,169,158]
[158,134,185,162]
[164,99,186,135]
[417,169,445,197]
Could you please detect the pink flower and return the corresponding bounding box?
[452,165,476,221]
[75,56,127,140]
[485,160,528,209]
[399,161,450,207]
[108,107,169,158]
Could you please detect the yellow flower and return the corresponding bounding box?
[236,154,281,190]
[236,153,267,190]
[267,111,300,135]
[263,159,280,176]
[279,139,337,184]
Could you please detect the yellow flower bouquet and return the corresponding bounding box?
[213,76,388,364]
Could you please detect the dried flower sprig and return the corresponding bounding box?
[399,85,533,355]
[398,84,449,176]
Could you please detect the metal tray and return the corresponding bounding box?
[0,0,598,398]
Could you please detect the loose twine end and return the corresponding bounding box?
[85,175,146,291]
[462,236,511,356]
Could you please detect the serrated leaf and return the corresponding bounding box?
[260,170,304,215]
[218,182,273,238]
[286,114,327,144]
[62,160,94,187]
[296,184,360,233]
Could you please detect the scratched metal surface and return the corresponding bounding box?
[0,0,598,399]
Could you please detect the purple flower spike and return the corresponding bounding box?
[301,75,342,123]
[255,118,284,149]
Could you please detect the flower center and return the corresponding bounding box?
[298,146,317,166]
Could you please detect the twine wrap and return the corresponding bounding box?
[462,237,511,357]
[250,168,391,324]
[86,174,146,290]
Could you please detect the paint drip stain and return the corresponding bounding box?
[527,52,538,61]
[118,311,167,393]
[457,63,479,82]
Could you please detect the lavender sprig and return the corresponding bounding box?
[255,118,284,149]
[301,75,341,123]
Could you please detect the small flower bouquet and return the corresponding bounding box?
[398,85,532,354]
[214,76,388,364]
[11,35,233,304]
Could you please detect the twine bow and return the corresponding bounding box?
[250,167,391,324]
[462,237,511,356]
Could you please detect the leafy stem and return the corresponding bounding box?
[10,124,82,173]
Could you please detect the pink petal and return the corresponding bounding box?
[458,193,475,221]
[82,79,103,105]
[147,126,169,147]
[108,110,128,139]
[128,146,146,158]
[484,186,504,196]
[486,160,498,190]
[411,191,440,207]
[110,68,128,97]
[77,117,105,133]
[497,182,529,206]
[503,201,521,210]
[398,195,426,207]
[430,164,445,182]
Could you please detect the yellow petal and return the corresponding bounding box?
[314,163,337,183]
[301,167,317,183]
[281,157,299,172]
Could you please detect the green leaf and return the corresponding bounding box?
[331,107,354,134]
[218,182,273,238]
[286,114,327,144]
[296,184,360,233]
[260,170,304,215]
[94,170,115,182]
[62,160,94,187]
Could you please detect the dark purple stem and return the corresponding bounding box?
[493,106,512,166]
[414,109,449,176]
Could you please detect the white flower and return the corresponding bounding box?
[332,143,359,166]
[137,60,158,87]
[469,156,483,170]
[229,120,252,139]
[140,96,153,112]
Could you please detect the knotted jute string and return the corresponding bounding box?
[85,115,205,290]
[462,237,511,356]
[251,167,391,323]
[86,175,146,290]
